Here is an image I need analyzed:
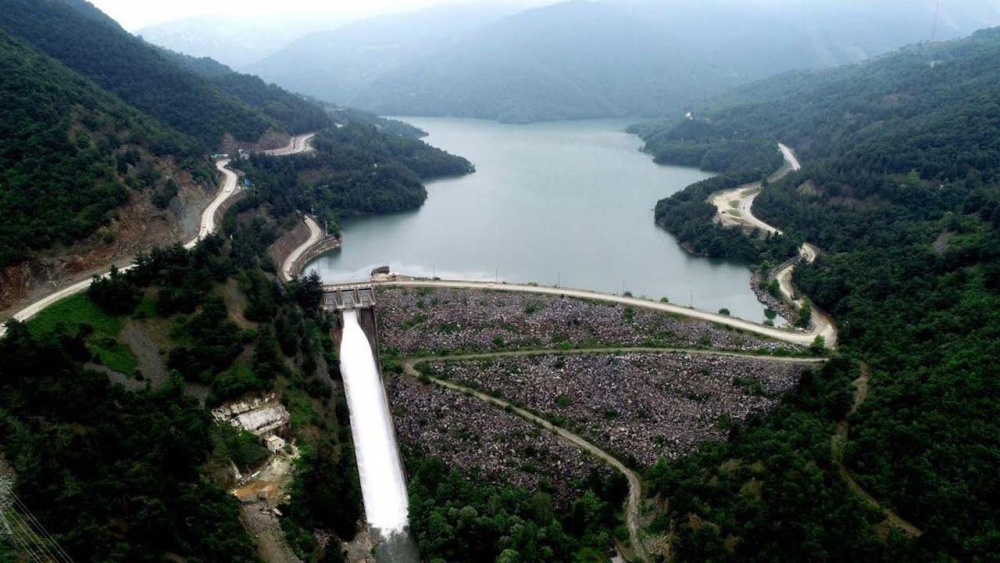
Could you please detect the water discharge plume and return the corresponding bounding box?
[339,310,410,535]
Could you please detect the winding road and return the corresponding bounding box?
[263,133,316,156]
[831,365,923,537]
[400,356,651,562]
[402,348,823,562]
[281,216,323,282]
[0,134,315,339]
[709,144,837,347]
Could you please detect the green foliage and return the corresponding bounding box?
[640,27,1000,561]
[795,300,813,329]
[281,442,364,554]
[240,122,472,231]
[26,292,138,374]
[161,48,331,135]
[0,29,198,268]
[0,324,260,561]
[218,424,270,472]
[168,298,245,384]
[630,117,784,173]
[645,360,884,562]
[0,0,277,148]
[89,266,141,315]
[653,171,802,263]
[407,457,626,561]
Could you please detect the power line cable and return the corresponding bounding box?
[11,495,73,562]
[6,506,64,563]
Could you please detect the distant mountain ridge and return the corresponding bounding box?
[0,0,326,149]
[353,1,737,123]
[0,0,333,282]
[246,3,520,106]
[241,0,1000,123]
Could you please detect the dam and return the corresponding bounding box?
[330,287,418,562]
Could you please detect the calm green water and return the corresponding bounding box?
[307,118,768,321]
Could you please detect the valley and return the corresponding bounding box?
[3,1,1000,562]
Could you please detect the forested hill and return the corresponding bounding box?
[156,47,331,135]
[0,29,202,270]
[640,28,1000,561]
[0,0,321,149]
[353,1,738,123]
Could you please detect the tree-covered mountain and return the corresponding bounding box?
[0,0,320,149]
[156,47,331,136]
[246,3,519,107]
[240,122,474,237]
[240,0,999,124]
[639,27,1000,561]
[352,1,737,123]
[0,0,337,280]
[0,28,204,270]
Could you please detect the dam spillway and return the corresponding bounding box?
[338,309,418,561]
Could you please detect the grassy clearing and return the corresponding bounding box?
[27,293,138,374]
[28,293,120,337]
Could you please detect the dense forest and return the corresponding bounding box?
[1,194,364,561]
[241,122,473,235]
[637,27,1000,561]
[157,47,332,135]
[0,29,204,269]
[0,0,311,149]
[407,457,627,562]
[0,0,337,271]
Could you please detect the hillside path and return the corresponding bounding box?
[709,143,837,347]
[1,134,315,338]
[401,356,650,563]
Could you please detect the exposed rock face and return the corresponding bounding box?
[750,267,797,324]
[0,163,212,316]
[212,394,291,437]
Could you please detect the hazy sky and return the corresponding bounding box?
[88,0,542,30]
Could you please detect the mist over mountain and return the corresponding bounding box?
[138,16,342,69]
[245,4,522,106]
[239,0,1000,123]
[354,1,740,123]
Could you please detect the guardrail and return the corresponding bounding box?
[290,237,341,279]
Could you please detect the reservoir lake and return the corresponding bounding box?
[307,118,767,321]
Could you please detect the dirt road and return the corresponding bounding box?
[2,130,318,338]
[708,144,836,346]
[0,159,239,338]
[262,133,315,156]
[401,357,650,562]
[831,365,923,537]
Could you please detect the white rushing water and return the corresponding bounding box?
[339,310,410,535]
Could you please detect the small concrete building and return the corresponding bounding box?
[265,435,286,454]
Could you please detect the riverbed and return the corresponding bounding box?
[308,118,767,321]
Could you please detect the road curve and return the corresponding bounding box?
[401,358,650,562]
[0,160,240,339]
[832,365,923,537]
[262,133,315,156]
[362,279,826,347]
[187,159,239,248]
[709,144,836,347]
[282,216,323,282]
[1,129,321,338]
